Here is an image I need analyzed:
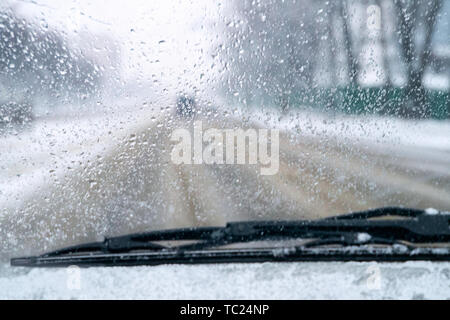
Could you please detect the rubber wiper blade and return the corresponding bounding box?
[177,207,450,251]
[10,207,450,267]
[40,226,222,257]
[324,206,424,220]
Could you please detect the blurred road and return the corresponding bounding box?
[1,108,450,259]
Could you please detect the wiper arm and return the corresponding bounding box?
[323,206,424,220]
[40,226,222,257]
[175,207,449,251]
[11,207,450,267]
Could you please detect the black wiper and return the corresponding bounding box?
[11,207,450,267]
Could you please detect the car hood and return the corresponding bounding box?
[1,261,449,299]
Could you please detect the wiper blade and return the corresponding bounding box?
[39,226,222,257]
[11,207,450,267]
[323,206,424,220]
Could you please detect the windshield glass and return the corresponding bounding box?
[1,0,449,259]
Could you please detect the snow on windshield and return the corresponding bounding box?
[0,0,449,261]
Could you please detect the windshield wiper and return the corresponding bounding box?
[11,207,450,267]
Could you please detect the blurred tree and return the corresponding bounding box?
[221,0,447,118]
[393,0,443,116]
[0,10,103,105]
[221,0,319,107]
[339,0,360,85]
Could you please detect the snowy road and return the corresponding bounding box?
[1,107,450,260]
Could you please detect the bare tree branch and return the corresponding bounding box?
[339,0,359,85]
[417,0,443,81]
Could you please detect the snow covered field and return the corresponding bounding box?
[0,101,165,209]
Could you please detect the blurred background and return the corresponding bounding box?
[221,0,449,118]
[0,0,448,124]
